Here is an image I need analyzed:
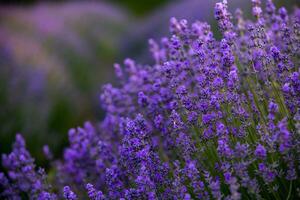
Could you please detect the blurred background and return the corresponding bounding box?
[0,0,299,167]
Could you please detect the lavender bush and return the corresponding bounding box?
[1,0,299,199]
[124,0,299,63]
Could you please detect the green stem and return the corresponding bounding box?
[286,181,293,200]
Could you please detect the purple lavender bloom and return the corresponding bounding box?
[63,186,77,200]
[38,192,57,200]
[255,144,267,159]
[1,134,55,199]
[105,165,124,199]
[86,183,105,200]
[43,145,53,160]
[138,91,149,107]
[1,1,299,199]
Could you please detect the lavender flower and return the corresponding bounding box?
[255,144,267,159]
[0,135,55,199]
[85,183,105,200]
[63,186,77,200]
[1,1,299,199]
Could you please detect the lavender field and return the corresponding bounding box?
[0,0,299,199]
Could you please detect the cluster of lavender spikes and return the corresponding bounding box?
[1,0,300,199]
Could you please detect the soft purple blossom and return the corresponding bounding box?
[1,1,299,199]
[63,186,77,200]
